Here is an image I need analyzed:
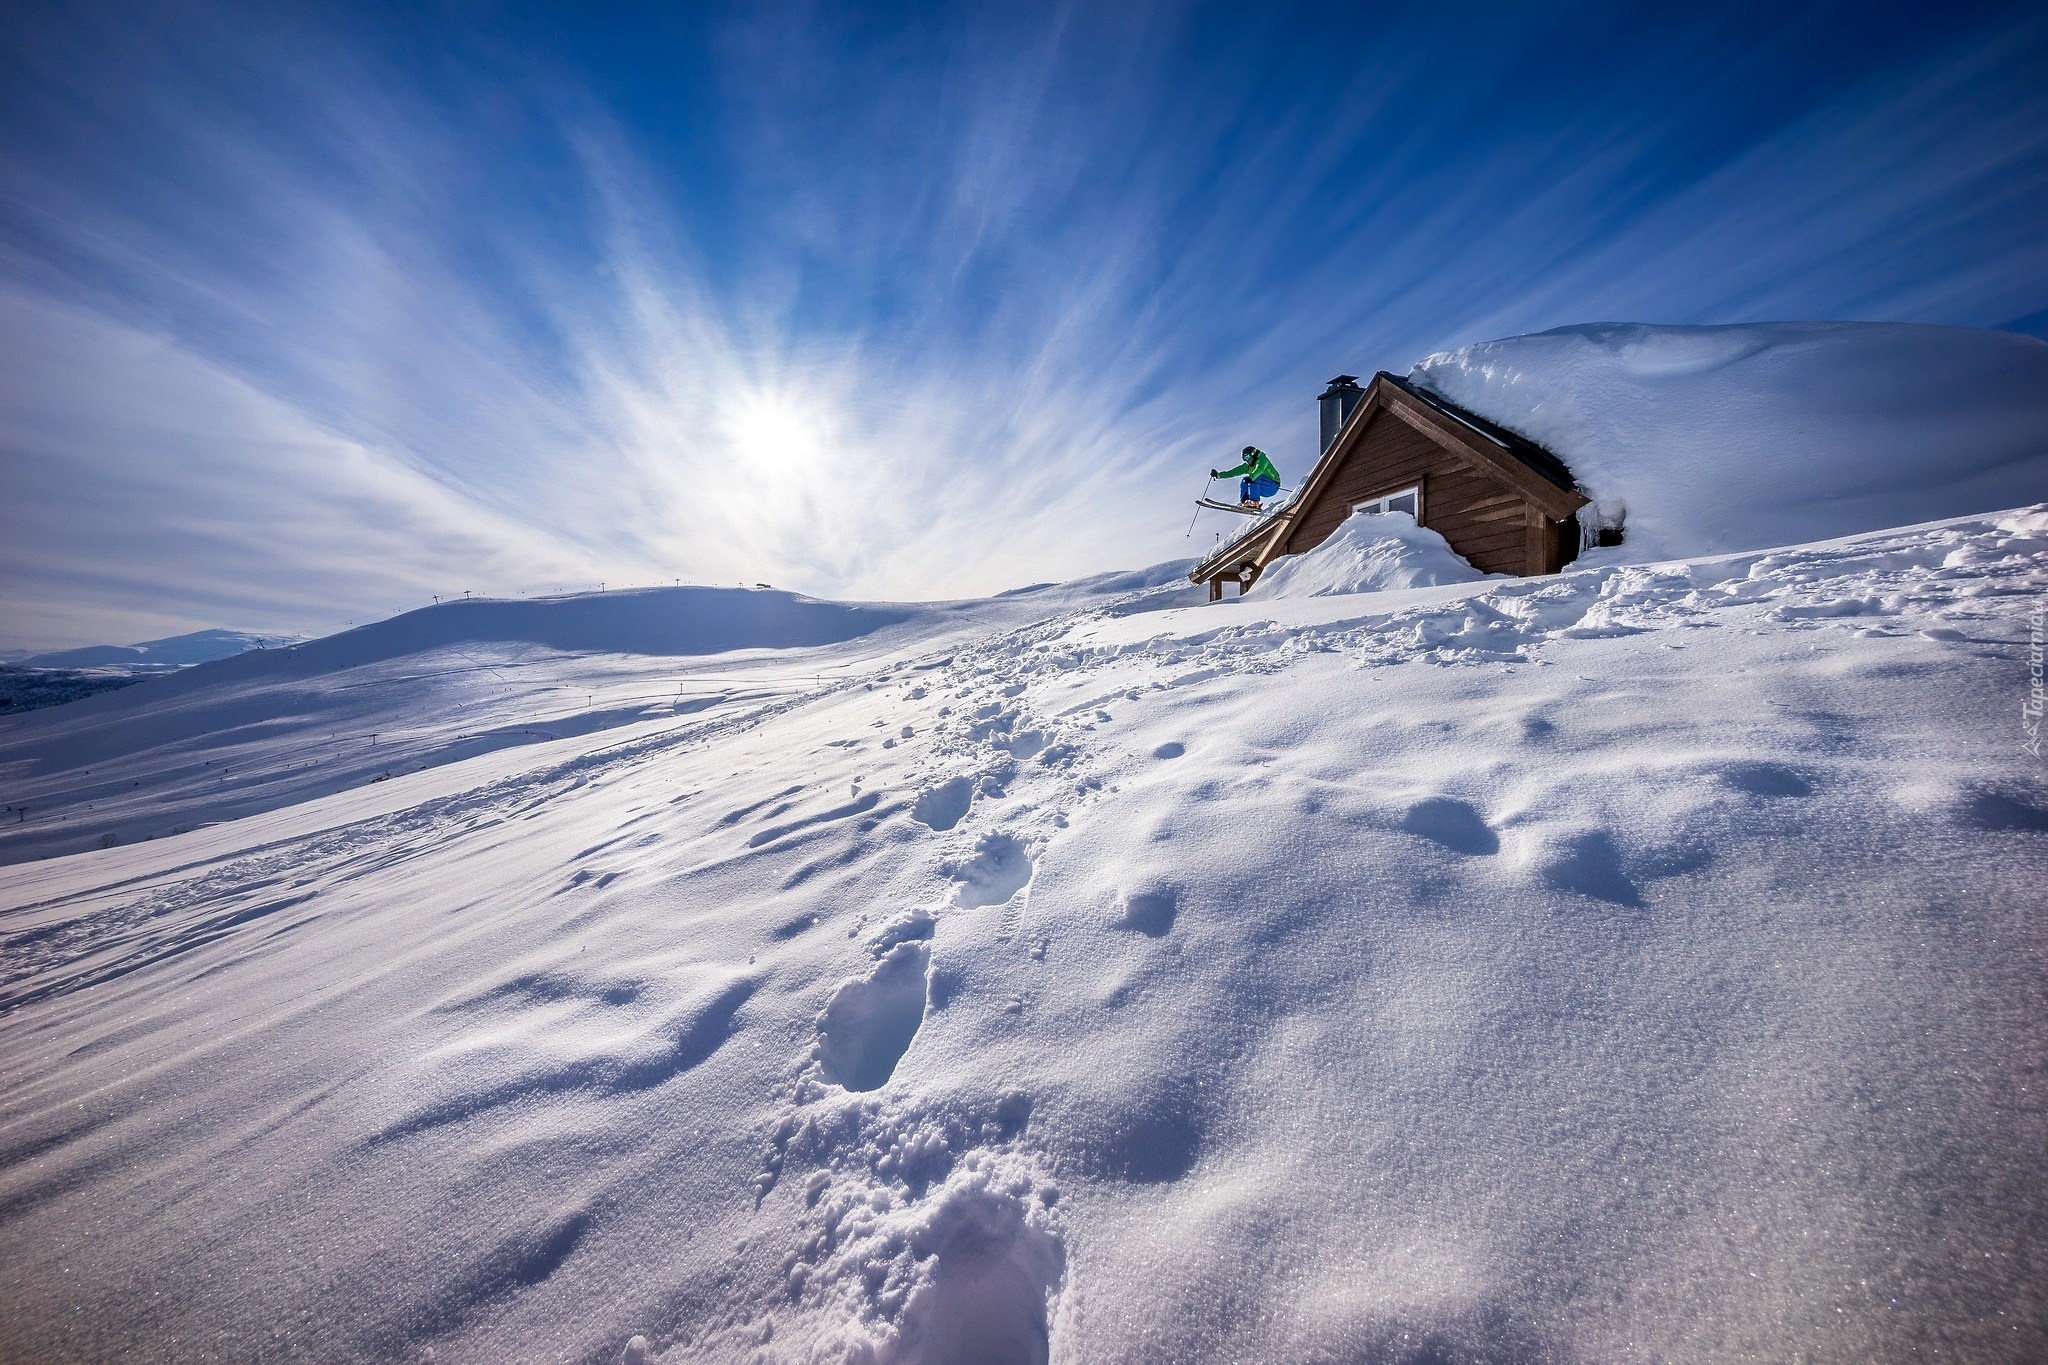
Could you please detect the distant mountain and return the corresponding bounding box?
[17,628,298,670]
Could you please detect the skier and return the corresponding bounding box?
[1213,446,1282,509]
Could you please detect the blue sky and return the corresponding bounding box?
[1,0,2043,649]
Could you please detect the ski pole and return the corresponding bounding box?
[1185,475,1214,537]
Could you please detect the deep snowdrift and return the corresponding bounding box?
[1248,510,1487,599]
[2,505,2045,1362]
[1411,322,2048,564]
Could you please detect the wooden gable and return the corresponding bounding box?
[1191,372,1589,598]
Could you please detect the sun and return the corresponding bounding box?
[723,394,825,476]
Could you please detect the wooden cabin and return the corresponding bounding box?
[1191,372,1590,599]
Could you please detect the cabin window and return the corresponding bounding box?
[1356,485,1421,519]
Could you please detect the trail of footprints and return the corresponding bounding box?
[793,635,1110,1098]
[673,510,2048,1356]
[700,628,1132,1360]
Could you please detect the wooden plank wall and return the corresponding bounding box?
[1279,412,1542,575]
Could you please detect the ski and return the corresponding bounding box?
[1196,498,1275,516]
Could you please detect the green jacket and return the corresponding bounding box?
[1215,449,1280,484]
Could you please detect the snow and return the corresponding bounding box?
[1411,322,2048,565]
[2,492,2044,1360]
[8,315,2048,1359]
[0,578,1191,866]
[1248,510,1488,599]
[16,628,295,670]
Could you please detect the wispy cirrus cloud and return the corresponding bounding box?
[0,284,600,648]
[1,1,2042,647]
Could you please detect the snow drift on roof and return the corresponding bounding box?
[1410,322,2048,564]
[1249,511,1487,599]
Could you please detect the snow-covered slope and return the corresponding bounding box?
[2,505,2044,1362]
[1412,322,2048,564]
[0,575,1193,866]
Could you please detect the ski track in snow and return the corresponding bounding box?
[1,507,2045,1362]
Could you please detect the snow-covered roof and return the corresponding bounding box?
[1411,321,2048,565]
[1376,372,1578,493]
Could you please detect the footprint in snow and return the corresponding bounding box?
[946,832,1036,908]
[1000,729,1051,760]
[1113,885,1178,937]
[774,1096,1062,1365]
[913,776,974,831]
[1152,741,1185,759]
[1399,797,1499,855]
[890,1190,1063,1365]
[1958,790,2048,831]
[1719,762,1813,797]
[817,943,930,1092]
[1529,828,1640,906]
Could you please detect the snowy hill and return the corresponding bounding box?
[2,498,2044,1361]
[16,627,296,670]
[0,576,1194,867]
[1412,322,2048,564]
